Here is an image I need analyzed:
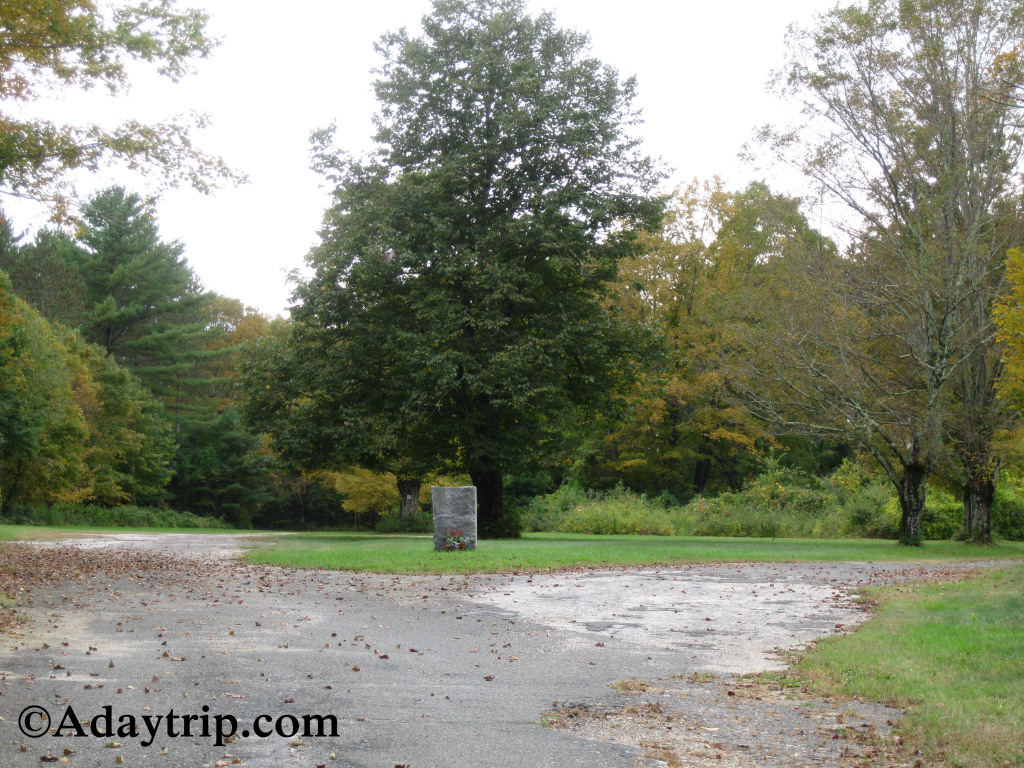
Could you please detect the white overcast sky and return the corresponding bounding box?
[6,0,837,317]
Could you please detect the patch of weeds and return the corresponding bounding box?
[851,593,880,606]
[542,701,608,728]
[639,741,681,768]
[609,678,651,694]
[836,721,880,745]
[539,712,561,728]
[678,672,716,683]
[621,702,664,717]
[755,670,804,690]
[545,698,680,767]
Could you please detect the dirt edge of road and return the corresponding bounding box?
[542,672,913,768]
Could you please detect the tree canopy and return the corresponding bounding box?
[748,0,1024,543]
[0,0,238,218]
[588,179,833,498]
[0,191,267,519]
[0,270,174,512]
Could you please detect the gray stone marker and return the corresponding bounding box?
[432,485,478,551]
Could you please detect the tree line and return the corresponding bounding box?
[244,0,1024,544]
[5,0,1024,543]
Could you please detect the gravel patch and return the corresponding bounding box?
[546,676,907,767]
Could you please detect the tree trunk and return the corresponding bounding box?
[397,478,421,520]
[1,459,25,516]
[693,457,712,495]
[470,468,514,538]
[896,463,927,546]
[725,466,743,492]
[963,475,994,544]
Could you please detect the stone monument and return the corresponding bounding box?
[432,486,478,551]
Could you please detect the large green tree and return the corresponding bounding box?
[0,0,237,218]
[279,0,663,535]
[165,409,269,527]
[60,327,175,506]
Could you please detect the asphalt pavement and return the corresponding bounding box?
[0,534,971,768]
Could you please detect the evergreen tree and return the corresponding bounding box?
[166,409,270,527]
[74,186,222,430]
[0,227,87,327]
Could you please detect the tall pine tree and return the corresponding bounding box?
[75,187,221,431]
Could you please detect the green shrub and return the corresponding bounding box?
[525,458,1022,541]
[828,459,899,538]
[480,503,524,539]
[523,483,589,532]
[525,484,676,535]
[993,483,1024,541]
[674,460,919,539]
[678,466,840,538]
[556,499,676,536]
[680,493,791,538]
[655,489,681,509]
[842,487,899,538]
[920,486,962,540]
[811,508,849,538]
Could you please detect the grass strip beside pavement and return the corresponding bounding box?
[782,563,1024,768]
[241,531,1024,573]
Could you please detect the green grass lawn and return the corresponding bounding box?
[241,531,1024,573]
[782,563,1024,768]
